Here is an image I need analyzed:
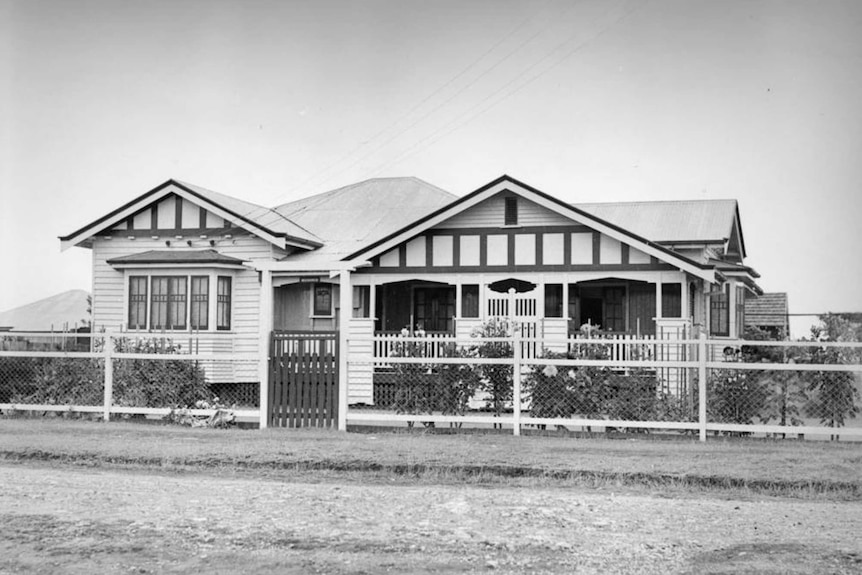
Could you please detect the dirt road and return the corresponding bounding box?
[1,463,861,574]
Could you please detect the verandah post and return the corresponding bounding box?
[338,270,351,431]
[103,332,113,422]
[698,331,707,442]
[259,268,273,429]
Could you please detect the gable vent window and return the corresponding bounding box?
[504,197,518,226]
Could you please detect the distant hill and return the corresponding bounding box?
[0,290,91,332]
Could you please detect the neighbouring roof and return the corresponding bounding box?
[0,289,90,332]
[575,199,740,246]
[106,249,245,266]
[273,177,457,266]
[745,292,789,327]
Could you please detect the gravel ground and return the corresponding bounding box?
[1,463,861,574]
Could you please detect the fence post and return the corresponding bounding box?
[103,332,113,422]
[513,321,521,436]
[508,288,521,436]
[698,331,707,442]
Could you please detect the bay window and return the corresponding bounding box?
[128,274,232,331]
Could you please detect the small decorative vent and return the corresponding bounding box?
[504,197,518,225]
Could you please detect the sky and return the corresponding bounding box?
[1,0,861,337]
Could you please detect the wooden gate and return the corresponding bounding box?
[269,331,338,428]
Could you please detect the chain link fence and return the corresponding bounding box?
[0,333,260,419]
[349,327,862,439]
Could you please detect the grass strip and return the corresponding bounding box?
[3,448,860,500]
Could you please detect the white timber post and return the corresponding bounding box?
[655,279,663,334]
[509,288,520,436]
[103,332,113,422]
[338,270,352,431]
[698,330,707,442]
[259,269,273,430]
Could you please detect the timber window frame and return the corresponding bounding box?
[128,277,148,330]
[125,272,233,332]
[311,283,334,317]
[710,284,730,337]
[216,276,232,330]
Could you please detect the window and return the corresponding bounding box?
[710,284,729,336]
[190,276,209,330]
[128,277,148,329]
[661,284,682,318]
[736,286,746,337]
[353,285,370,318]
[504,197,518,225]
[217,276,232,330]
[151,276,187,330]
[461,284,479,318]
[603,287,625,332]
[544,284,563,318]
[127,273,232,331]
[313,283,332,316]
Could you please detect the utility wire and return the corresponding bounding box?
[363,0,644,180]
[262,0,557,209]
[294,0,584,197]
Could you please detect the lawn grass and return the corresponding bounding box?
[2,418,861,498]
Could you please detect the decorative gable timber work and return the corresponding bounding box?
[345,175,718,282]
[59,179,322,252]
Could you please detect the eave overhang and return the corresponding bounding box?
[342,174,718,283]
[59,179,323,252]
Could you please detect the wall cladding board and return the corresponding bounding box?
[486,235,508,265]
[571,233,593,264]
[459,235,480,266]
[514,234,536,265]
[405,237,426,267]
[432,235,454,266]
[436,193,573,228]
[599,235,622,264]
[542,233,564,265]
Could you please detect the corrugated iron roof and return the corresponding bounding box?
[176,180,322,246]
[273,177,457,266]
[745,292,789,327]
[574,199,738,244]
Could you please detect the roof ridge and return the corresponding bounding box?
[273,176,455,216]
[574,198,738,206]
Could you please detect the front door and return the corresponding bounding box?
[414,287,455,332]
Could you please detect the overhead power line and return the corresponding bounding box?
[363,0,644,180]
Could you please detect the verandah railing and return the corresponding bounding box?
[348,333,862,441]
[373,331,660,362]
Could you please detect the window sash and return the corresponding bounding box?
[128,276,148,329]
[217,276,232,330]
[313,283,332,316]
[190,276,209,330]
[461,284,479,318]
[544,284,563,318]
[710,285,730,336]
[150,276,187,330]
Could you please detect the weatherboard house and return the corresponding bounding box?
[61,175,761,404]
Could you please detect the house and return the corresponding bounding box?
[744,292,789,339]
[61,174,762,405]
